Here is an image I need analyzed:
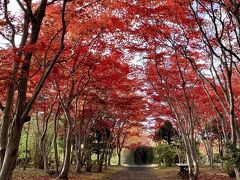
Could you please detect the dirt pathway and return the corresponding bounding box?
[106,167,160,180]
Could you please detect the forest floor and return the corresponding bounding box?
[150,166,236,180]
[13,165,124,180]
[13,165,236,180]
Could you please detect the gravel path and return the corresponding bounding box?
[106,167,160,180]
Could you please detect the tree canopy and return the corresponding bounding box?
[1,0,240,180]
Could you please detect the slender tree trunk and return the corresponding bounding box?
[76,150,82,173]
[175,145,181,163]
[36,113,49,171]
[70,145,75,165]
[182,136,194,180]
[76,133,89,173]
[104,141,110,170]
[203,139,213,167]
[39,138,49,172]
[180,128,199,180]
[108,150,112,166]
[34,138,39,168]
[57,110,72,179]
[98,142,106,172]
[57,129,72,179]
[192,154,199,180]
[23,123,30,170]
[104,152,108,170]
[104,140,110,170]
[54,136,59,174]
[75,135,82,173]
[117,150,121,166]
[75,146,81,173]
[234,167,240,180]
[53,115,60,174]
[117,135,121,166]
[36,113,44,169]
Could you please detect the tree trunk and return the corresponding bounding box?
[234,167,240,180]
[54,138,59,174]
[35,138,44,170]
[117,151,121,166]
[203,139,213,167]
[184,140,194,180]
[42,145,49,172]
[192,156,199,180]
[36,112,49,171]
[0,10,29,169]
[57,110,72,179]
[75,143,81,173]
[0,92,14,170]
[70,145,75,165]
[39,135,49,171]
[104,152,108,170]
[104,142,110,170]
[0,121,24,180]
[108,150,112,166]
[75,134,83,174]
[23,123,30,170]
[76,134,89,174]
[181,132,199,180]
[76,154,82,174]
[57,129,72,179]
[53,115,59,174]
[175,145,181,163]
[98,143,106,172]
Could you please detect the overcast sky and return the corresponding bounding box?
[0,0,21,48]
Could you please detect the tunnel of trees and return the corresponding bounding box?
[133,146,154,165]
[123,146,154,165]
[1,0,240,180]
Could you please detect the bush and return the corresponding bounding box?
[221,143,240,177]
[226,143,240,169]
[154,144,176,167]
[85,159,96,172]
[213,153,221,163]
[222,160,236,177]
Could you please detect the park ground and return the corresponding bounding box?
[13,165,236,180]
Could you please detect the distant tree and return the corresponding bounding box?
[155,121,177,145]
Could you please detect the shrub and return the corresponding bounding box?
[85,159,96,172]
[213,153,221,163]
[222,160,236,177]
[221,143,240,177]
[154,144,176,167]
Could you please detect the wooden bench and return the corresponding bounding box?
[176,163,189,178]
